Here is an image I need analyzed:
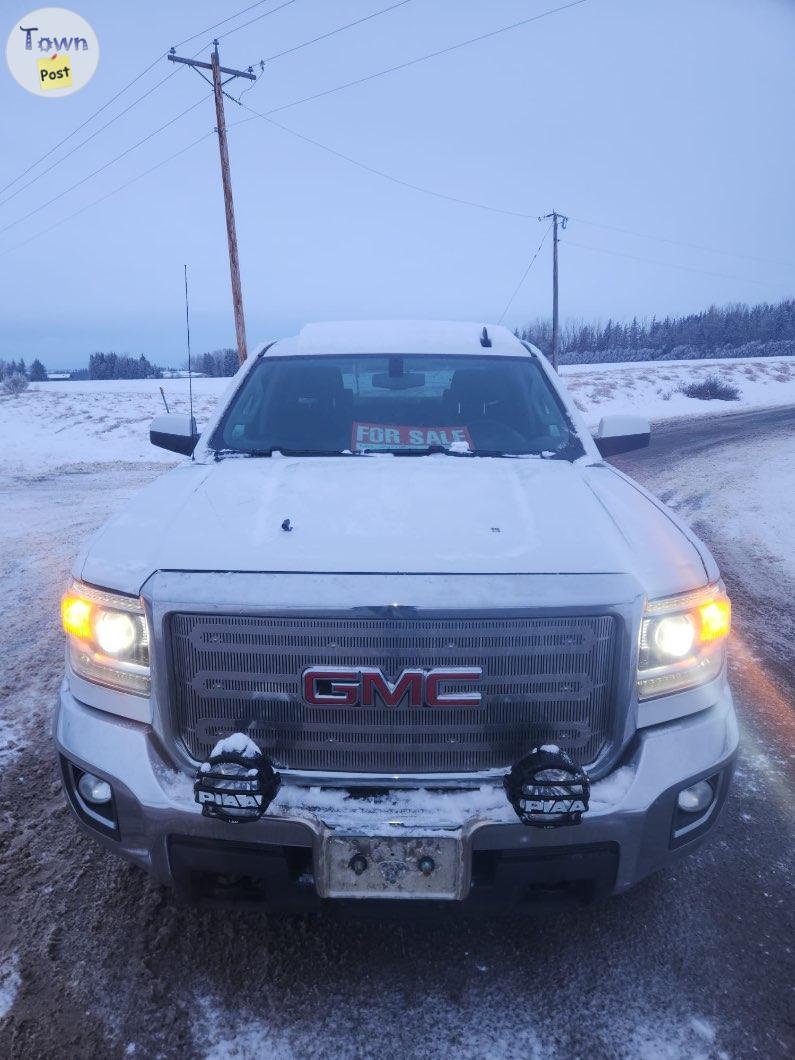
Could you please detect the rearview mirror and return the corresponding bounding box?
[371,371,426,390]
[594,414,650,457]
[150,413,200,456]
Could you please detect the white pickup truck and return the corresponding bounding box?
[56,321,737,911]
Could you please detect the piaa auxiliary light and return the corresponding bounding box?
[504,745,590,828]
[194,745,281,823]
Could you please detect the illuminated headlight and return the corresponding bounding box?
[61,582,149,696]
[638,585,730,700]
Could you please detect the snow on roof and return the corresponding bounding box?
[269,320,531,358]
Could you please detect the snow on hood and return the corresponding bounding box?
[77,455,708,597]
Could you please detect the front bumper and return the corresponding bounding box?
[55,677,738,911]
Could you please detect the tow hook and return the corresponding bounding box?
[503,744,590,828]
[194,739,281,823]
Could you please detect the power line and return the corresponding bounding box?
[0,54,165,198]
[214,2,414,105]
[1,3,577,239]
[0,65,184,209]
[174,0,297,49]
[569,215,795,272]
[3,131,214,255]
[254,0,590,118]
[0,0,417,230]
[257,0,416,63]
[0,0,299,200]
[215,0,302,42]
[1,1,585,237]
[563,239,786,287]
[229,2,416,104]
[498,225,553,323]
[1,102,534,257]
[234,104,535,218]
[0,94,210,238]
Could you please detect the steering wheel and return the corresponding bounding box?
[468,419,533,452]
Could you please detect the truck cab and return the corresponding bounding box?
[56,321,737,910]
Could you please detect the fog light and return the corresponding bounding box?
[677,780,713,814]
[194,733,281,823]
[78,772,112,805]
[504,744,590,828]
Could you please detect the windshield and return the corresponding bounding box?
[211,353,584,459]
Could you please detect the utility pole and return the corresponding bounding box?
[539,210,568,371]
[168,42,255,364]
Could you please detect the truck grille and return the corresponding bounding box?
[169,614,617,773]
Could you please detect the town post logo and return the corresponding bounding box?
[6,8,99,97]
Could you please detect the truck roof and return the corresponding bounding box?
[267,320,533,358]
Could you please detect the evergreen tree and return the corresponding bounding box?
[29,358,47,381]
[222,348,239,376]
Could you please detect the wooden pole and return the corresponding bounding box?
[211,44,248,364]
[539,210,568,371]
[551,211,559,372]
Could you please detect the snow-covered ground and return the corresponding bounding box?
[1,356,793,471]
[649,432,795,584]
[560,355,795,423]
[0,373,792,1056]
[0,377,228,469]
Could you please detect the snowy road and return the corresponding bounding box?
[0,410,793,1058]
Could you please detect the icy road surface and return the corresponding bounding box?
[0,407,792,1058]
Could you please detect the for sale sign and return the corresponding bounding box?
[353,422,473,452]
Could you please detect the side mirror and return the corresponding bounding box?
[594,414,650,457]
[150,414,200,456]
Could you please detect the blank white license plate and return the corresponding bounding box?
[319,834,465,900]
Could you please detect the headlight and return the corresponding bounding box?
[61,582,150,696]
[638,585,730,700]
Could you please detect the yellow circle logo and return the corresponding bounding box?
[6,7,99,97]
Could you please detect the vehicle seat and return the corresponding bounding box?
[443,370,508,420]
[266,364,349,449]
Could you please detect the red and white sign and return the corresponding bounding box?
[352,422,473,452]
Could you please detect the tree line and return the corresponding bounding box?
[518,297,795,364]
[88,352,161,379]
[88,347,238,379]
[0,357,47,381]
[193,348,239,377]
[0,348,240,382]
[5,300,795,378]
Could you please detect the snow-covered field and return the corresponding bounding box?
[560,355,795,423]
[650,432,795,583]
[0,356,793,471]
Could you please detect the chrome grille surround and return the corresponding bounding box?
[169,612,618,773]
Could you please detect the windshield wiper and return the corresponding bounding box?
[371,444,458,456]
[212,447,356,459]
[369,446,529,458]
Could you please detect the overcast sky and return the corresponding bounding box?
[1,0,793,368]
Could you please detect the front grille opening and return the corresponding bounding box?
[170,613,617,774]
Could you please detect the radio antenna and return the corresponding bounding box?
[183,264,195,449]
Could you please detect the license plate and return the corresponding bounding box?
[318,834,465,900]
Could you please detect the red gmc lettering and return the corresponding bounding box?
[360,668,424,708]
[302,666,483,707]
[302,668,359,705]
[425,668,483,706]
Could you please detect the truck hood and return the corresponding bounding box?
[77,456,709,598]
